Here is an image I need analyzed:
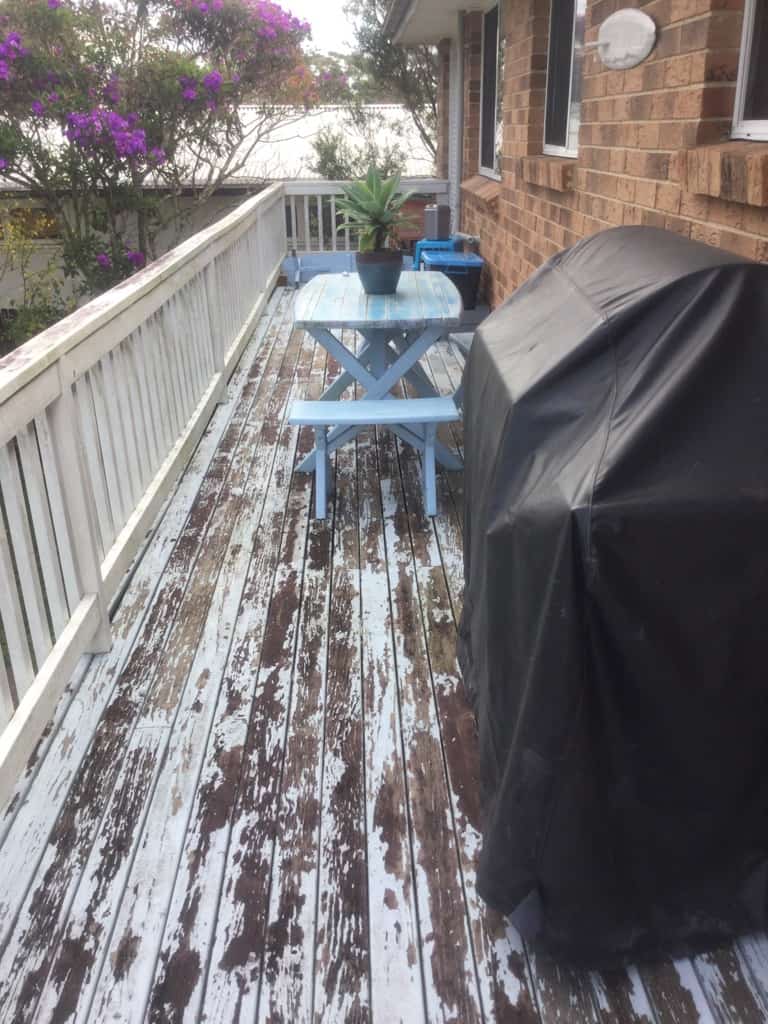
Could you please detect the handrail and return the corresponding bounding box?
[282,177,449,255]
[0,181,287,808]
[0,184,284,408]
[282,177,449,196]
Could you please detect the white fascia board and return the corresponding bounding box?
[393,0,476,43]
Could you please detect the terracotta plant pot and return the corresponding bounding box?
[356,250,403,295]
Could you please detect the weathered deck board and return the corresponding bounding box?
[10,295,303,1023]
[1,289,767,1024]
[195,330,326,1023]
[255,338,335,1023]
[86,305,307,1023]
[312,338,370,1023]
[377,427,484,1024]
[0,292,290,1017]
[357,416,425,1022]
[147,325,315,1024]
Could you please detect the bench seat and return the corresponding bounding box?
[289,397,460,518]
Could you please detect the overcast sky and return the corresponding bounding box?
[286,0,356,54]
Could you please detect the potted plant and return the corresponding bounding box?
[337,168,414,295]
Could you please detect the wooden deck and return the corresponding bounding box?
[2,287,768,1023]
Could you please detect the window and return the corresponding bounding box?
[733,0,768,141]
[479,4,505,177]
[543,0,586,157]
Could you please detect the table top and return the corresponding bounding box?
[293,270,463,330]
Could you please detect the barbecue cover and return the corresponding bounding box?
[458,226,768,963]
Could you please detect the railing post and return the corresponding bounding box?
[203,261,228,404]
[50,358,112,653]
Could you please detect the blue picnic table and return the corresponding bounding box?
[293,270,463,473]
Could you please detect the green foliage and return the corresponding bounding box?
[0,0,332,345]
[0,204,73,352]
[344,0,437,160]
[336,167,414,251]
[309,122,407,180]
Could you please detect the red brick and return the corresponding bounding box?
[458,0,768,308]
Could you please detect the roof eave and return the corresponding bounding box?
[384,0,468,45]
[383,0,416,44]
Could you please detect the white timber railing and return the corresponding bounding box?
[284,178,449,253]
[0,182,286,806]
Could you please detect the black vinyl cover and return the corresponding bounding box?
[458,226,768,963]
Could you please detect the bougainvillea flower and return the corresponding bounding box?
[203,69,222,92]
[125,250,146,268]
[66,109,147,159]
[96,252,112,268]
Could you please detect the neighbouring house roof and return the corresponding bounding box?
[0,104,435,194]
[384,0,465,45]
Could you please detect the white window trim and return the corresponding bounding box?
[478,2,503,180]
[543,0,579,158]
[732,0,768,142]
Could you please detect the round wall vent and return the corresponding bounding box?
[595,9,657,70]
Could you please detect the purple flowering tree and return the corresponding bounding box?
[0,0,330,297]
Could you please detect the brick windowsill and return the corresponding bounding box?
[518,155,574,192]
[687,142,768,207]
[460,174,501,205]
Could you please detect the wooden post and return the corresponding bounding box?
[203,261,228,405]
[50,360,112,653]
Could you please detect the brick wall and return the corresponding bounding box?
[463,12,484,181]
[458,0,768,308]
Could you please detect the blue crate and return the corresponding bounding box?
[413,236,463,270]
[421,251,484,309]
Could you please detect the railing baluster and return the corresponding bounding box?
[109,346,143,507]
[203,262,226,403]
[48,376,111,653]
[290,196,297,249]
[0,183,287,803]
[34,410,82,611]
[158,302,185,438]
[73,374,114,558]
[125,333,156,488]
[0,498,35,696]
[90,361,129,535]
[0,443,52,670]
[282,177,449,255]
[135,325,163,470]
[316,195,324,251]
[15,424,69,636]
[304,196,311,253]
[0,649,13,731]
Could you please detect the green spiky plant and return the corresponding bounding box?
[336,168,415,251]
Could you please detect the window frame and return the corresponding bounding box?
[542,0,584,158]
[478,2,504,180]
[732,0,768,142]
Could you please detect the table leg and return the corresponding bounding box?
[296,324,462,473]
[378,343,462,470]
[423,423,437,516]
[315,427,328,519]
[315,337,375,401]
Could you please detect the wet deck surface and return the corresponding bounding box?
[1,288,768,1023]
